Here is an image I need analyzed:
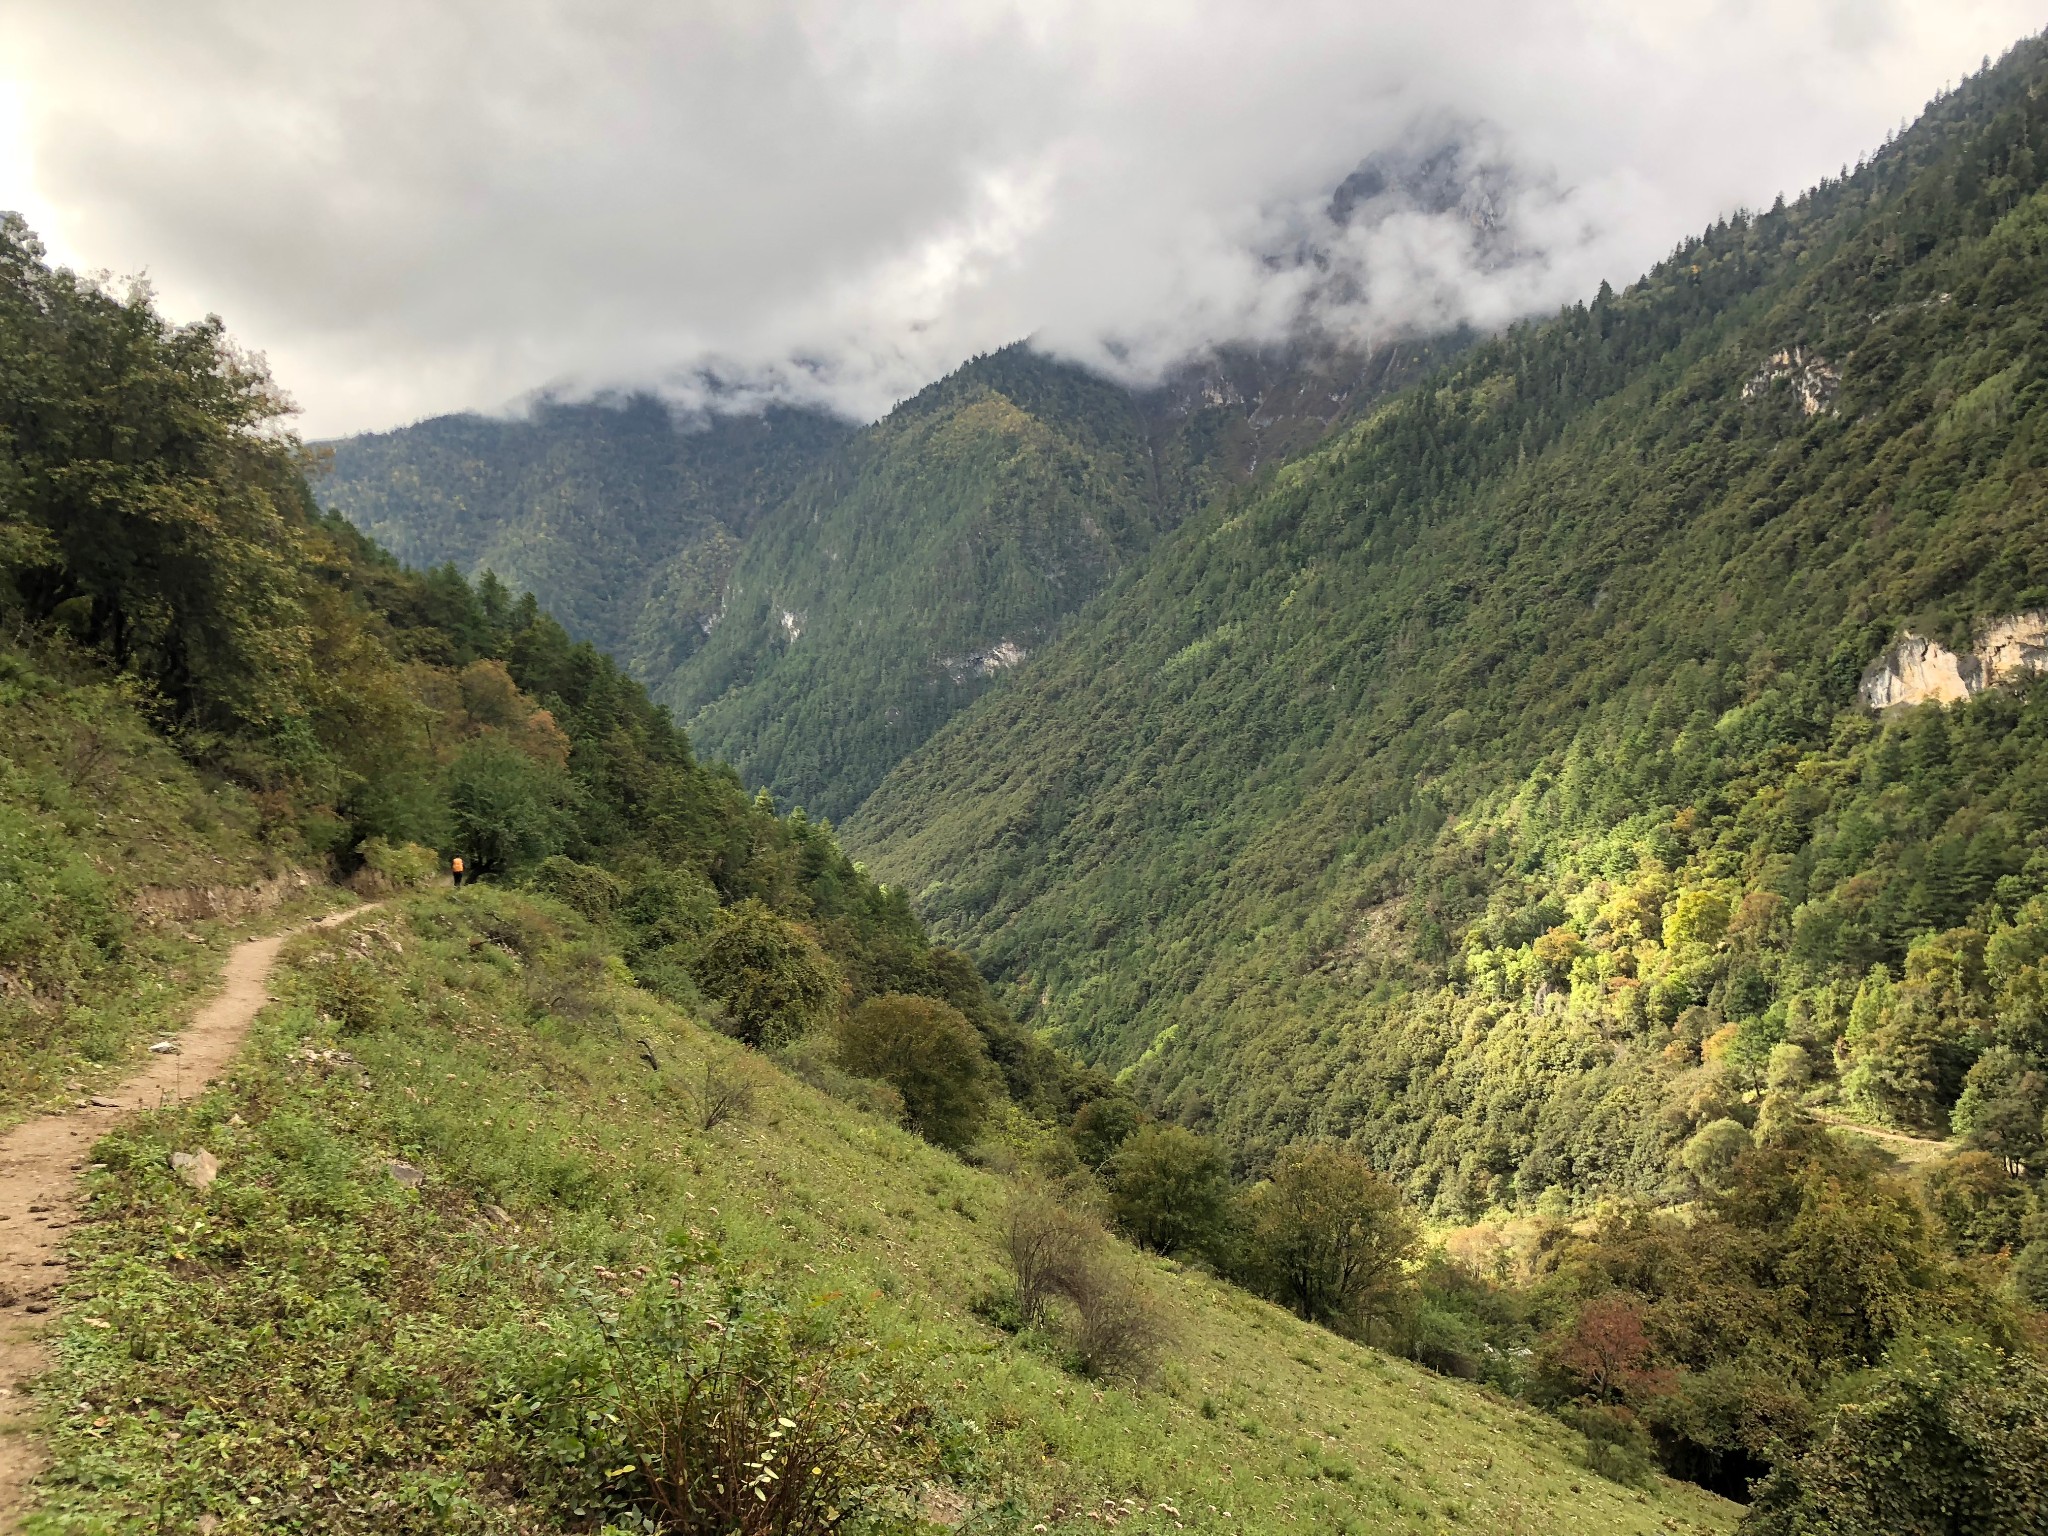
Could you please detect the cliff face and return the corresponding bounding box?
[1860,612,2048,708]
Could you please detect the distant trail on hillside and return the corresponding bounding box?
[0,902,378,1530]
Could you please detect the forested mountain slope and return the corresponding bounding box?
[0,208,1753,1534]
[322,395,852,661]
[325,339,1462,823]
[849,42,2048,1215]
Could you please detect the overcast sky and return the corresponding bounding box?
[3,2,2040,438]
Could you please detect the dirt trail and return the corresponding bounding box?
[1811,1109,1952,1160]
[0,903,376,1529]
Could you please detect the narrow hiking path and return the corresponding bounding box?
[1811,1109,1953,1162]
[0,902,378,1529]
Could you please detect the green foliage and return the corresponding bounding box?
[320,395,852,663]
[443,734,577,873]
[690,900,842,1049]
[849,39,2048,1233]
[1742,1338,2048,1536]
[1565,1404,1658,1490]
[833,992,991,1150]
[1682,1119,1755,1192]
[326,344,1444,827]
[583,1269,937,1534]
[1106,1124,1235,1264]
[355,837,443,892]
[526,854,625,920]
[1238,1145,1419,1338]
[0,214,309,729]
[29,890,1733,1535]
[1525,1132,2024,1497]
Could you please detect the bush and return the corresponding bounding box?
[1069,1094,1140,1168]
[1566,1404,1657,1488]
[311,955,395,1035]
[528,855,625,920]
[1004,1186,1102,1329]
[1743,1338,2048,1535]
[834,993,991,1150]
[353,836,442,894]
[576,1271,938,1535]
[1681,1118,1753,1192]
[691,1055,761,1132]
[1107,1124,1235,1263]
[776,1035,908,1122]
[1000,1186,1166,1382]
[443,735,575,874]
[690,901,842,1049]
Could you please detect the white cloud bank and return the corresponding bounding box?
[1,1,2039,436]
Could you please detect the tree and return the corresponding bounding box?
[1070,1094,1140,1168]
[1743,1340,2048,1536]
[1682,1119,1754,1192]
[1239,1144,1418,1337]
[0,214,311,728]
[690,900,842,1049]
[1107,1124,1235,1263]
[833,992,991,1149]
[1545,1294,1673,1405]
[443,735,575,874]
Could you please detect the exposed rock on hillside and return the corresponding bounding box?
[1860,612,2048,708]
[1742,346,1840,415]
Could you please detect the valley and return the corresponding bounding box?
[0,23,2045,1536]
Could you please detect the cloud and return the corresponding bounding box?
[1,0,2038,435]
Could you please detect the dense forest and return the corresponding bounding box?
[0,209,1106,1144]
[326,336,1466,823]
[853,39,2048,1202]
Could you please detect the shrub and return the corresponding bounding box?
[1069,1094,1140,1168]
[443,735,575,874]
[1003,1186,1099,1329]
[1063,1249,1167,1382]
[1680,1118,1753,1192]
[1000,1186,1166,1382]
[1107,1124,1235,1263]
[579,1272,938,1535]
[311,955,395,1035]
[1743,1338,2048,1535]
[690,901,841,1049]
[353,836,442,894]
[529,855,625,920]
[1566,1404,1657,1488]
[776,1035,908,1122]
[691,1055,761,1132]
[834,993,991,1149]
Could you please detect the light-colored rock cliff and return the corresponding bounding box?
[1860,611,2048,708]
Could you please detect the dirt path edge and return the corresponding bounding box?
[0,902,378,1529]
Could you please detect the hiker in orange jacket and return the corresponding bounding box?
[451,855,466,888]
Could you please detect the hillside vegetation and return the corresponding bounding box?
[325,338,1464,824]
[851,42,2048,1217]
[27,886,1740,1535]
[323,397,852,664]
[0,202,1741,1533]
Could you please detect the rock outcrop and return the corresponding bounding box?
[1743,347,1841,416]
[1860,611,2048,708]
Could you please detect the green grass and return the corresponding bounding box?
[0,641,339,1128]
[31,887,1737,1534]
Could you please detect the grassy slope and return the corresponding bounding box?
[0,641,342,1125]
[33,888,1733,1535]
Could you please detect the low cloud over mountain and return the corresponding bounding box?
[4,1,2038,434]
